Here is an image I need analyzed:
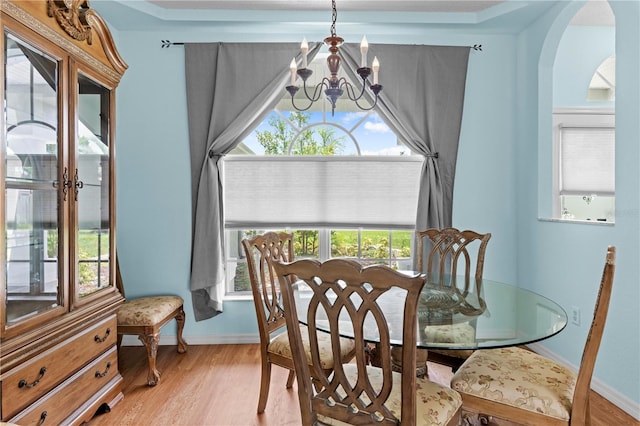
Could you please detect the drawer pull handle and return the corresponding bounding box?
[94,328,111,343]
[18,367,47,388]
[38,411,48,426]
[95,361,112,378]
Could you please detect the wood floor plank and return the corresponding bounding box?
[86,344,638,426]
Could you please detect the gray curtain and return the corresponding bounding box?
[341,44,470,268]
[185,42,321,321]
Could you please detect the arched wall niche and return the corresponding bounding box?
[537,0,616,220]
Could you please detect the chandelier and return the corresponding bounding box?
[285,0,382,115]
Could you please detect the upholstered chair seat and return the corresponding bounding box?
[451,347,575,421]
[268,324,355,369]
[424,322,475,346]
[117,296,185,326]
[424,322,476,362]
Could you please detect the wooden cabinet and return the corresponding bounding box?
[1,1,127,424]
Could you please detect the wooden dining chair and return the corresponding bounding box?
[274,257,462,425]
[451,246,616,426]
[241,232,356,414]
[416,227,491,291]
[115,257,187,386]
[416,227,491,371]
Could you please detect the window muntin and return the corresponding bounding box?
[330,229,413,269]
[228,228,413,293]
[234,109,408,156]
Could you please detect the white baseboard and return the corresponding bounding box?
[528,342,640,421]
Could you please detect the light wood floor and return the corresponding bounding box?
[86,344,638,426]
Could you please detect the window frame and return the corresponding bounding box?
[224,49,418,296]
[225,227,415,295]
[552,108,615,222]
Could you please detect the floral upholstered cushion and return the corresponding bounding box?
[450,347,576,420]
[424,322,476,359]
[117,296,184,326]
[268,324,355,369]
[318,364,462,425]
[424,322,475,346]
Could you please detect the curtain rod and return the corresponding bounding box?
[161,40,183,48]
[160,40,482,51]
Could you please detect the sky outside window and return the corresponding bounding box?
[240,49,410,156]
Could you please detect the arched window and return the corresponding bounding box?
[588,56,615,101]
[224,50,418,293]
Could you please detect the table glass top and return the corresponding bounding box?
[293,277,568,350]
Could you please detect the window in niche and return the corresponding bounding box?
[553,111,615,223]
[588,56,615,101]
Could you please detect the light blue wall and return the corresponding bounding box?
[554,26,615,108]
[95,0,639,413]
[104,22,521,339]
[518,0,640,412]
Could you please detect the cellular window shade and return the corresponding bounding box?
[224,156,423,229]
[560,127,615,195]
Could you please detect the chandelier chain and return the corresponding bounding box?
[330,0,337,38]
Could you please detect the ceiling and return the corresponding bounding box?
[93,0,614,31]
[145,1,505,13]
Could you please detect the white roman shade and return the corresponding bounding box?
[560,126,615,195]
[224,156,423,229]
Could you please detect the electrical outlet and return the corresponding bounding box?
[571,306,581,326]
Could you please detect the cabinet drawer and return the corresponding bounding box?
[1,316,117,418]
[9,346,119,426]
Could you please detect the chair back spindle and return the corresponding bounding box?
[417,228,491,290]
[415,228,491,371]
[242,232,294,338]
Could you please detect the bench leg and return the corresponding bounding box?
[138,333,161,386]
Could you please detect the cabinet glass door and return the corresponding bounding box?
[4,32,61,324]
[76,73,111,297]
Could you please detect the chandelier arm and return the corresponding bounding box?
[341,79,368,102]
[352,95,379,111]
[289,95,318,112]
[302,79,329,102]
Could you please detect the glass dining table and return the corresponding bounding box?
[291,274,568,351]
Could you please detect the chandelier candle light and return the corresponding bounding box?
[285,0,383,115]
